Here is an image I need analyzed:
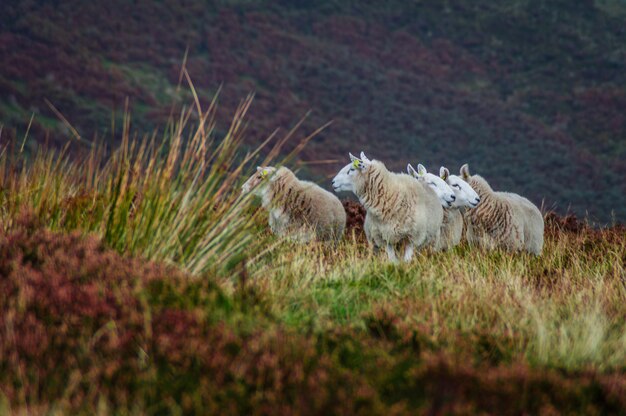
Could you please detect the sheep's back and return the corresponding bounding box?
[500,192,544,254]
[466,191,521,248]
[291,180,346,239]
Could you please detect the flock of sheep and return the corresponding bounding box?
[241,152,544,262]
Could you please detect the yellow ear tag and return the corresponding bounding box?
[260,169,269,178]
[352,159,361,169]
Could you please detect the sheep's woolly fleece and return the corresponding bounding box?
[242,166,346,242]
[437,208,465,251]
[462,166,544,255]
[351,159,443,260]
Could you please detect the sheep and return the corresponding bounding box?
[332,152,443,262]
[407,163,456,208]
[435,166,481,250]
[241,166,346,242]
[407,164,467,250]
[459,164,544,255]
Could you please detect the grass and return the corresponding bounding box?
[1,96,625,413]
[0,92,282,276]
[250,231,626,371]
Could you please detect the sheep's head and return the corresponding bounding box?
[441,166,480,208]
[408,163,456,207]
[332,152,371,194]
[241,166,276,195]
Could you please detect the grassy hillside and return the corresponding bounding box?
[1,104,625,414]
[1,1,626,222]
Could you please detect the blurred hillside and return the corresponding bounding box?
[1,0,625,222]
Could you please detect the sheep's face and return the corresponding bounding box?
[457,163,482,207]
[332,152,371,194]
[408,164,456,207]
[446,173,480,208]
[241,166,276,195]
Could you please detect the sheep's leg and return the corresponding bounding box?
[385,244,398,264]
[403,243,414,262]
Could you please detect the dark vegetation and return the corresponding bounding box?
[1,0,626,222]
[343,199,367,240]
[1,211,626,414]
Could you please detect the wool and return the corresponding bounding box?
[244,167,346,242]
[436,207,464,250]
[464,174,544,255]
[352,161,443,258]
[435,168,481,250]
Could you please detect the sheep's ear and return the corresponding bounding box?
[360,151,371,164]
[349,152,370,170]
[407,163,417,177]
[417,164,427,177]
[349,152,366,170]
[440,167,449,181]
[257,166,263,172]
[460,164,471,180]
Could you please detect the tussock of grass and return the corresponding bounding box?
[0,94,288,275]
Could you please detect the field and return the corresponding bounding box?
[1,104,625,414]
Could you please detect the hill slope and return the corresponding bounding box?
[1,0,625,222]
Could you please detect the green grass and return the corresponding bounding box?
[247,235,626,371]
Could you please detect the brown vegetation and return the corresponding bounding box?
[342,199,367,241]
[2,211,625,414]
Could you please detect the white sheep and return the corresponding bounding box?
[436,166,481,250]
[407,163,465,250]
[332,152,443,262]
[242,166,346,242]
[407,163,456,208]
[459,164,544,255]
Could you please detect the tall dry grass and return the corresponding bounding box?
[0,90,320,276]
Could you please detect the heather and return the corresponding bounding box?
[0,213,383,414]
[2,211,626,414]
[1,103,626,413]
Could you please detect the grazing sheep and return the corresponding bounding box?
[242,166,346,242]
[332,152,443,262]
[436,166,481,250]
[460,164,544,255]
